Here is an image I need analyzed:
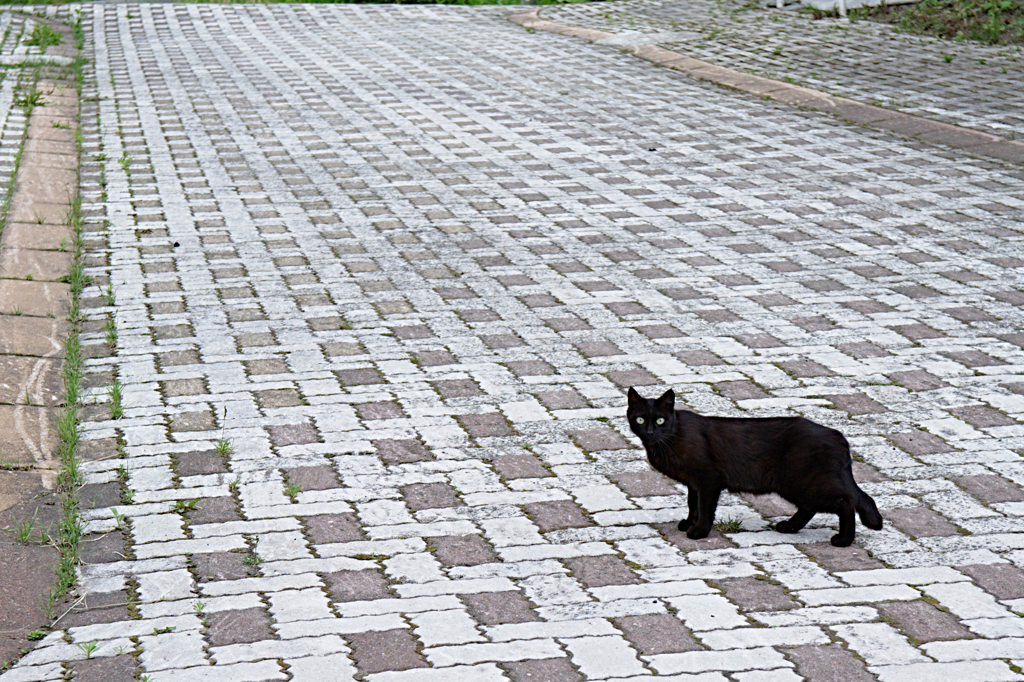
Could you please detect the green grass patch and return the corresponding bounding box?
[24,23,63,49]
[850,0,1024,45]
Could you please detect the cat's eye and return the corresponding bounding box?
[656,418,665,425]
[635,417,645,424]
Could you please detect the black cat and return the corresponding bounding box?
[626,387,882,547]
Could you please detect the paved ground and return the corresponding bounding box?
[3,2,1024,681]
[543,0,1024,141]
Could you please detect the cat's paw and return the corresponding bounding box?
[677,518,694,532]
[774,521,798,534]
[686,526,710,540]
[830,533,854,547]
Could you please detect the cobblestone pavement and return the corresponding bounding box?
[5,3,1024,681]
[541,0,1024,141]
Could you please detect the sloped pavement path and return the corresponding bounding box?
[0,10,80,670]
[541,0,1024,143]
[3,3,1024,681]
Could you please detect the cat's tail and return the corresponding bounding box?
[855,487,883,530]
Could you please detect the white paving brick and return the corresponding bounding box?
[922,582,1012,619]
[267,587,335,622]
[870,660,1023,682]
[563,635,649,679]
[423,639,562,667]
[832,623,929,666]
[410,609,486,646]
[665,595,747,631]
[647,647,793,675]
[700,626,829,650]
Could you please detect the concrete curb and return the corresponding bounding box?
[0,12,79,668]
[510,9,1024,166]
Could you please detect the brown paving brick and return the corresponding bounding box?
[325,569,393,602]
[78,529,127,565]
[243,357,288,374]
[885,507,959,538]
[607,369,659,388]
[960,564,1024,600]
[949,405,1018,428]
[188,496,240,525]
[658,523,736,551]
[492,454,551,480]
[174,449,228,477]
[888,430,950,455]
[636,324,683,339]
[613,471,679,497]
[852,461,887,484]
[460,412,513,438]
[715,381,768,401]
[571,427,629,452]
[375,439,433,465]
[800,542,884,572]
[254,388,302,408]
[68,654,140,682]
[564,555,639,587]
[169,410,216,432]
[786,643,875,682]
[416,350,457,366]
[430,534,499,567]
[356,401,404,420]
[507,360,556,376]
[78,483,122,512]
[283,464,339,491]
[675,350,725,366]
[778,360,833,378]
[402,482,462,510]
[335,368,382,386]
[888,370,948,391]
[347,629,428,673]
[457,308,498,322]
[576,341,622,357]
[482,334,525,349]
[524,500,591,531]
[303,513,364,544]
[59,590,131,629]
[877,600,973,643]
[838,342,888,359]
[545,317,592,332]
[720,577,798,612]
[893,324,944,340]
[615,614,702,654]
[434,378,484,398]
[191,552,251,583]
[322,342,364,358]
[205,607,273,646]
[824,394,886,415]
[954,475,1024,504]
[463,591,540,625]
[536,389,587,410]
[266,421,318,446]
[502,657,582,682]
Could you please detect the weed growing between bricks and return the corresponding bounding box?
[47,26,89,625]
[49,191,85,621]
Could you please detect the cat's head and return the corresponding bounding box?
[626,387,676,443]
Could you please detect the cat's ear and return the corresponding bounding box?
[627,387,644,406]
[655,389,675,410]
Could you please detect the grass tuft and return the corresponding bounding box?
[851,0,1024,44]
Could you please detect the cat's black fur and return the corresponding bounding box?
[626,387,882,547]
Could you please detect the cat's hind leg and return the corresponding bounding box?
[830,498,857,547]
[774,508,815,534]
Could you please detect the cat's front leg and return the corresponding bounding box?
[685,486,720,540]
[677,485,699,532]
